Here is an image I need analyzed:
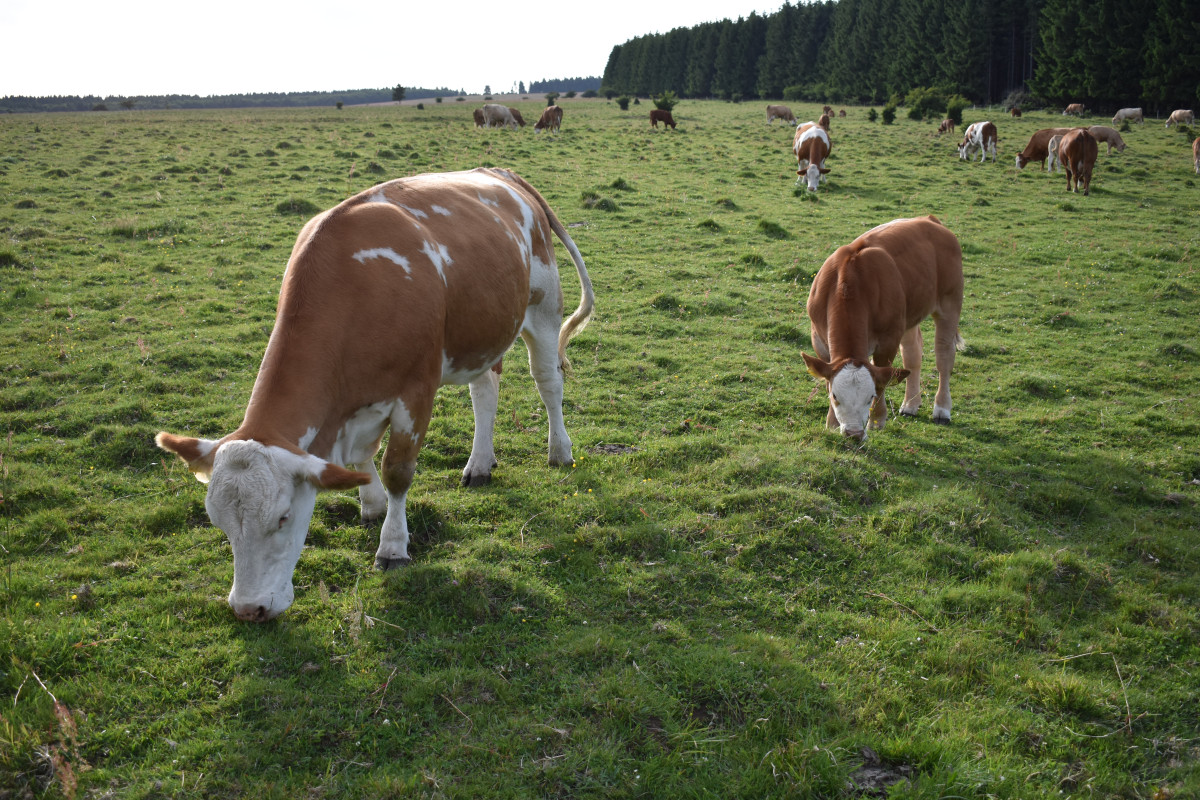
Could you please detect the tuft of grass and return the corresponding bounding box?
[275,198,322,215]
[756,219,790,238]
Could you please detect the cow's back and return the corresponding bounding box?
[856,217,963,329]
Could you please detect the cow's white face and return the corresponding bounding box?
[204,440,323,621]
[827,364,879,440]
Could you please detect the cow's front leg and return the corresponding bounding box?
[462,365,501,487]
[898,325,923,417]
[375,396,432,570]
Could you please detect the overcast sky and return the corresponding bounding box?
[2,0,781,98]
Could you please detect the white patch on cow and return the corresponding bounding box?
[365,189,390,205]
[431,205,452,216]
[352,247,412,275]
[399,204,428,219]
[441,351,494,386]
[330,401,395,467]
[828,364,878,438]
[864,218,915,237]
[420,240,453,282]
[298,427,318,451]
[477,193,501,209]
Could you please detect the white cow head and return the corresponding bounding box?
[156,433,370,621]
[802,163,830,192]
[802,354,908,441]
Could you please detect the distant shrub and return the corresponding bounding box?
[653,91,678,112]
[416,103,424,110]
[945,95,970,126]
[616,96,631,111]
[456,96,465,102]
[565,91,577,99]
[867,108,878,123]
[905,86,946,120]
[336,102,343,110]
[882,104,896,125]
[582,90,598,98]
[436,97,443,103]
[92,103,107,111]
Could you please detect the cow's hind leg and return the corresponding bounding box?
[898,325,923,417]
[521,307,574,467]
[462,364,501,487]
[375,396,433,570]
[932,314,962,424]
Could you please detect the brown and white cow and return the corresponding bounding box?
[1166,109,1195,128]
[817,113,832,130]
[1112,107,1143,125]
[838,109,846,118]
[1063,103,1085,116]
[1194,137,1200,174]
[958,121,997,162]
[767,104,796,125]
[479,103,519,129]
[534,105,563,133]
[822,105,833,115]
[1087,125,1127,154]
[937,118,955,136]
[1016,127,1073,169]
[804,216,964,439]
[1058,127,1098,195]
[650,109,676,129]
[507,107,527,127]
[156,168,595,621]
[1047,134,1064,173]
[793,124,831,191]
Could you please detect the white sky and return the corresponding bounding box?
[1,1,781,98]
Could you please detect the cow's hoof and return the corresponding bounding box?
[374,556,412,571]
[932,417,951,426]
[899,409,919,418]
[461,471,492,488]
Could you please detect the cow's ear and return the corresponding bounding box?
[819,167,831,174]
[802,352,833,380]
[293,454,372,491]
[156,432,221,483]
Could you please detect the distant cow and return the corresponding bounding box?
[507,107,527,127]
[1016,127,1073,169]
[534,105,563,133]
[937,119,955,136]
[838,109,846,118]
[794,125,831,191]
[156,168,595,621]
[479,103,519,129]
[822,105,833,115]
[958,121,998,162]
[1047,134,1063,173]
[1193,138,1199,174]
[1063,103,1085,116]
[766,104,796,125]
[803,216,964,439]
[817,113,832,130]
[650,109,676,129]
[472,108,485,128]
[1087,125,1126,154]
[1166,109,1194,128]
[1010,107,1022,117]
[1112,107,1143,125]
[1058,128,1099,195]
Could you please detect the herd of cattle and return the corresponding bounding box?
[157,99,1195,620]
[764,102,1200,196]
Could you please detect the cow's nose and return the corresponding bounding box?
[232,603,270,623]
[842,427,866,441]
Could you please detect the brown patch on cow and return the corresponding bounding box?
[529,287,546,306]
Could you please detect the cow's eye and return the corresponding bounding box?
[831,394,839,405]
[278,513,291,529]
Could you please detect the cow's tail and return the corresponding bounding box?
[499,170,595,374]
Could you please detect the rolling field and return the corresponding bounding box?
[2,99,1198,798]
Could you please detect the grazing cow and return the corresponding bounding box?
[1166,109,1195,128]
[793,125,831,191]
[937,118,955,136]
[1010,107,1022,117]
[817,113,832,130]
[479,103,519,129]
[822,105,833,115]
[472,108,485,128]
[767,104,797,125]
[1047,134,1063,173]
[804,216,964,439]
[838,109,846,118]
[534,105,563,133]
[1063,103,1085,116]
[1112,107,1143,125]
[507,107,527,127]
[650,109,676,129]
[156,168,595,621]
[1016,127,1073,169]
[1087,125,1126,154]
[1058,127,1099,195]
[958,121,998,162]
[1194,137,1200,174]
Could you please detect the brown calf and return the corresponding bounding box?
[1016,127,1074,169]
[650,109,676,129]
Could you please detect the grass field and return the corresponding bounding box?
[2,98,1198,799]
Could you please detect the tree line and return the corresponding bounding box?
[600,0,1200,112]
[0,87,472,114]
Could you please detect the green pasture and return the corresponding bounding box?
[2,99,1198,798]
